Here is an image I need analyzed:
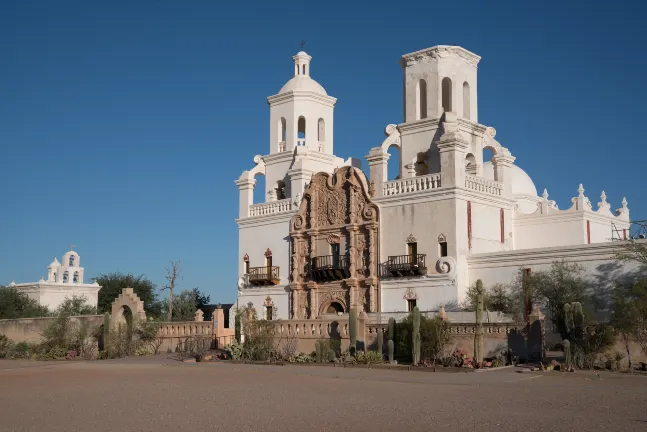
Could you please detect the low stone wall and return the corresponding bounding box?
[268,317,534,358]
[0,315,105,344]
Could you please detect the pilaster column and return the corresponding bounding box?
[365,148,390,198]
[291,289,298,319]
[491,154,516,197]
[234,177,255,218]
[436,112,469,188]
[348,226,357,276]
[368,225,376,278]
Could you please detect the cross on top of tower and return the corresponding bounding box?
[300,40,306,50]
[69,243,76,251]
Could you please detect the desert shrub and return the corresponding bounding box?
[55,295,97,316]
[134,320,165,354]
[135,347,152,356]
[288,352,315,363]
[225,342,244,360]
[355,350,383,365]
[242,319,276,361]
[0,334,14,358]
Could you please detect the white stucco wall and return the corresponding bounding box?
[236,285,290,320]
[15,283,100,311]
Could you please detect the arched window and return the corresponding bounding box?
[465,153,477,175]
[297,117,306,146]
[302,65,306,75]
[462,82,470,120]
[69,255,75,266]
[63,271,69,283]
[73,271,79,283]
[276,180,286,200]
[417,79,427,120]
[53,272,56,281]
[278,117,286,151]
[442,77,452,112]
[317,118,325,145]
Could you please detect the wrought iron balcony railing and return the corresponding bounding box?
[247,266,280,286]
[309,255,350,282]
[379,254,427,278]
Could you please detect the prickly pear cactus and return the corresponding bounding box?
[474,280,484,364]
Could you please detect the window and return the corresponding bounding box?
[407,241,418,265]
[297,117,306,146]
[417,79,427,120]
[439,241,448,257]
[53,272,56,281]
[278,117,286,151]
[73,272,79,283]
[407,299,417,312]
[442,77,452,112]
[63,272,69,283]
[266,306,273,320]
[331,243,340,268]
[69,255,75,266]
[462,81,470,119]
[244,260,250,274]
[317,118,325,143]
[302,65,306,75]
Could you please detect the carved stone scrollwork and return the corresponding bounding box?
[436,256,457,275]
[437,234,446,243]
[327,234,340,245]
[406,233,417,243]
[403,287,418,300]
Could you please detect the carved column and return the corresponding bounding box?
[291,289,298,319]
[348,226,357,276]
[291,235,301,283]
[368,225,376,278]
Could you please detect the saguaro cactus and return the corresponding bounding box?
[349,308,358,354]
[563,339,572,369]
[102,312,110,355]
[388,317,395,341]
[315,340,322,363]
[474,280,484,365]
[388,340,394,364]
[412,306,421,365]
[377,328,383,356]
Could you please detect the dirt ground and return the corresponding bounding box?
[1,356,646,432]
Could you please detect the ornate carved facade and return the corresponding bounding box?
[289,166,379,319]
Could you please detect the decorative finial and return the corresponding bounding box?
[600,191,607,204]
[542,189,549,200]
[622,197,628,209]
[577,184,584,197]
[300,40,306,50]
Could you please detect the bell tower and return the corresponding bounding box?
[267,51,337,156]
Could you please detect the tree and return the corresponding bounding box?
[462,282,515,315]
[0,286,50,319]
[611,279,647,370]
[193,287,210,309]
[517,261,591,338]
[55,295,97,316]
[615,239,647,268]
[162,261,182,321]
[94,273,159,317]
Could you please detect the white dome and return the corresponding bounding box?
[279,76,327,95]
[482,162,538,197]
[48,257,60,269]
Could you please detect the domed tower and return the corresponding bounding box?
[267,51,337,155]
[47,258,60,282]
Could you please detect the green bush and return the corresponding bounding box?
[355,350,383,365]
[396,314,452,365]
[0,334,14,359]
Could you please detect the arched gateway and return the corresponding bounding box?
[289,166,380,319]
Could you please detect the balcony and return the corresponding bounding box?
[382,173,441,197]
[248,198,293,217]
[247,266,280,286]
[309,255,350,282]
[380,254,427,278]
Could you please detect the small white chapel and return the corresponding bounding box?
[8,248,101,311]
[233,45,635,322]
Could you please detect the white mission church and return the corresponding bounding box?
[234,45,634,321]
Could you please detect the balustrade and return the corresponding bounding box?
[464,174,503,196]
[249,198,293,217]
[382,173,441,197]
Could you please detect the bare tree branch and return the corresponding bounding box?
[162,261,182,322]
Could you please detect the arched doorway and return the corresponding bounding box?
[326,302,344,314]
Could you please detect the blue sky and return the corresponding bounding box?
[1,0,645,301]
